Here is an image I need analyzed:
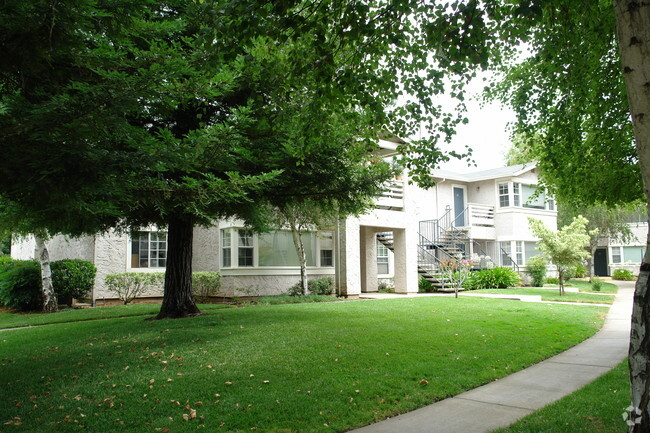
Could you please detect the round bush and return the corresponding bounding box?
[51,259,96,301]
[308,277,334,295]
[612,269,635,281]
[0,260,42,311]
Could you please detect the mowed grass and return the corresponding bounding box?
[567,279,619,294]
[472,288,615,304]
[0,297,607,433]
[491,360,630,433]
[0,303,232,329]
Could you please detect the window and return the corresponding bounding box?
[499,183,509,207]
[612,247,622,264]
[623,246,644,263]
[221,229,333,268]
[515,241,524,266]
[238,230,254,267]
[522,184,546,209]
[548,198,555,211]
[377,241,389,274]
[320,232,334,267]
[500,242,512,267]
[524,241,540,264]
[513,183,521,207]
[258,231,316,266]
[131,231,167,268]
[221,229,231,268]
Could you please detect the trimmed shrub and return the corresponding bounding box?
[287,277,335,296]
[419,275,436,293]
[545,277,560,285]
[287,281,304,296]
[308,277,334,295]
[0,260,42,311]
[465,267,521,290]
[105,272,164,304]
[0,255,15,267]
[525,255,547,287]
[591,277,603,292]
[192,272,222,301]
[51,259,96,304]
[612,269,635,281]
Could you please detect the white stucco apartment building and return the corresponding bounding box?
[12,141,558,303]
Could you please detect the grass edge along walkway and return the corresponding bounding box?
[489,360,630,433]
[350,280,633,433]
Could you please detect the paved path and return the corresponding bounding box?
[350,281,634,433]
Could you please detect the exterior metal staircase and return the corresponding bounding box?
[375,206,520,291]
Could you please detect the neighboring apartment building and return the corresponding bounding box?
[12,141,558,303]
[593,211,647,277]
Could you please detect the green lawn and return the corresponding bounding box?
[491,360,630,433]
[472,288,615,304]
[0,297,607,433]
[567,279,619,294]
[0,303,232,329]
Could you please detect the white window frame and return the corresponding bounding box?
[377,241,390,275]
[127,229,168,270]
[515,241,524,266]
[496,181,555,211]
[611,246,622,264]
[220,228,334,269]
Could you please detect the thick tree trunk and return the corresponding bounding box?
[34,234,57,313]
[613,1,650,431]
[289,221,308,295]
[155,214,201,319]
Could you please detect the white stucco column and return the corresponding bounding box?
[393,228,419,294]
[335,219,361,297]
[360,226,378,293]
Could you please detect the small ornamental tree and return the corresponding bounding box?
[439,255,474,298]
[528,216,595,295]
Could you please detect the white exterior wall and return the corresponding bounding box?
[11,236,36,260]
[494,208,556,242]
[467,180,495,205]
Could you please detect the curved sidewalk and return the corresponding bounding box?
[350,281,634,433]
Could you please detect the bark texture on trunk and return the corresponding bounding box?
[289,220,308,295]
[155,214,201,319]
[613,1,650,430]
[35,234,57,313]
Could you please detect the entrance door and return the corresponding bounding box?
[594,248,608,276]
[453,186,466,227]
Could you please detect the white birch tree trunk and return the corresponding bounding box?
[34,234,57,313]
[613,1,650,431]
[288,217,308,296]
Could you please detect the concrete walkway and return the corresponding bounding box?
[350,281,634,433]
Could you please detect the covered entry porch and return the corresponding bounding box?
[334,216,419,297]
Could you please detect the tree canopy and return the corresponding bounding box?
[0,0,489,317]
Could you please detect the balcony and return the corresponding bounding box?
[375,179,404,210]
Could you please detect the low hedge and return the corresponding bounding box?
[465,267,521,290]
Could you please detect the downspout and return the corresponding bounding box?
[336,223,341,297]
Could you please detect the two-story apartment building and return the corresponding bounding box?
[593,210,647,277]
[11,141,558,303]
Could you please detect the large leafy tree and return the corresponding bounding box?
[0,1,484,319]
[482,1,650,430]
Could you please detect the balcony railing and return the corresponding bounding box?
[375,179,404,210]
